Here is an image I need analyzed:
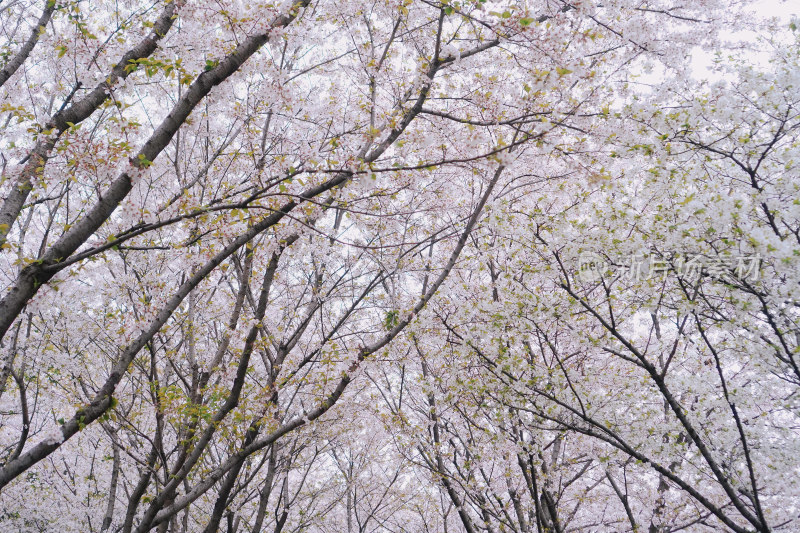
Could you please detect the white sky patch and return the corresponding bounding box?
[690,0,799,80]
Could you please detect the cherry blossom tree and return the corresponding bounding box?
[1,0,795,532]
[406,20,800,532]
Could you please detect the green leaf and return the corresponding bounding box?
[384,310,399,330]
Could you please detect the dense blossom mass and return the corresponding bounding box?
[0,0,798,531]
